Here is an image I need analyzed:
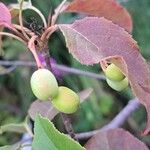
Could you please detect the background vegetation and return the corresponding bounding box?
[0,0,150,147]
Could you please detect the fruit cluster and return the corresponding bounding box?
[30,69,80,114]
[104,64,129,91]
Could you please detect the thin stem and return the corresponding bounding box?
[10,25,28,42]
[0,66,16,75]
[41,47,52,69]
[28,0,32,4]
[13,98,140,144]
[25,124,33,138]
[61,113,78,141]
[28,36,43,68]
[47,7,53,27]
[55,64,105,80]
[29,6,47,28]
[13,24,35,37]
[41,25,58,42]
[51,0,67,26]
[0,32,26,44]
[19,0,30,40]
[0,60,106,80]
[16,143,32,150]
[41,46,78,141]
[75,98,140,139]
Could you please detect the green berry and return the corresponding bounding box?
[105,64,125,81]
[30,68,58,101]
[52,86,80,114]
[106,77,129,91]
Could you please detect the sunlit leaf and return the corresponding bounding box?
[59,17,150,134]
[32,115,85,150]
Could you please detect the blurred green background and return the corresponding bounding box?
[0,0,150,147]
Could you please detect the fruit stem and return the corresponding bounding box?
[61,113,78,141]
[51,0,68,26]
[28,36,43,69]
[41,47,52,70]
[41,46,78,141]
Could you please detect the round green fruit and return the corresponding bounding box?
[105,64,125,81]
[106,77,129,91]
[30,68,58,101]
[52,86,80,114]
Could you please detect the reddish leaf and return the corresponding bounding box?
[0,3,12,28]
[79,88,93,103]
[28,100,59,121]
[65,0,132,32]
[85,128,149,150]
[0,27,3,53]
[28,88,93,120]
[59,17,150,134]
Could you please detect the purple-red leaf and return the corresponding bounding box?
[79,88,93,103]
[28,100,58,121]
[59,17,150,134]
[28,88,93,120]
[65,0,132,32]
[0,3,12,28]
[85,128,149,150]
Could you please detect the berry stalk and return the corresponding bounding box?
[41,46,78,141]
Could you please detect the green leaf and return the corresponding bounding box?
[32,115,85,150]
[0,123,27,134]
[0,116,32,135]
[0,146,15,150]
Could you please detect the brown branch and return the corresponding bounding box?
[0,60,105,80]
[61,113,78,141]
[0,66,16,75]
[75,98,140,139]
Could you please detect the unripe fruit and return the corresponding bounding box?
[30,69,58,101]
[52,86,80,114]
[105,64,125,81]
[106,77,128,91]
